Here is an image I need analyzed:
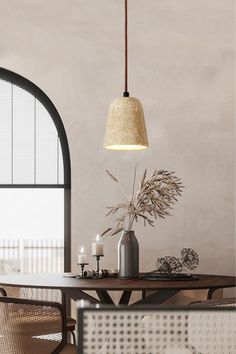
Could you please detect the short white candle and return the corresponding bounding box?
[92,235,104,256]
[78,246,88,264]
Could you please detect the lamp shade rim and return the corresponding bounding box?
[104,144,148,151]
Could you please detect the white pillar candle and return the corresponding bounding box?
[92,235,104,256]
[78,246,88,264]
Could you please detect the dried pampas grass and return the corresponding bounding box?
[102,168,184,238]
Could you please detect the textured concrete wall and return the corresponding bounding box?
[0,1,235,287]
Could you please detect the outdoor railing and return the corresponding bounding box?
[0,239,64,274]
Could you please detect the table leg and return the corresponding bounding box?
[63,288,180,306]
[119,291,132,305]
[131,289,180,306]
[96,290,115,304]
[63,289,101,303]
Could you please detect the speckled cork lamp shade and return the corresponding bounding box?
[104,97,148,150]
[103,0,149,150]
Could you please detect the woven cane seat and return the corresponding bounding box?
[0,336,77,354]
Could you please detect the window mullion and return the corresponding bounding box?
[34,97,36,184]
[11,81,14,184]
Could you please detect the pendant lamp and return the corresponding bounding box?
[104,0,149,150]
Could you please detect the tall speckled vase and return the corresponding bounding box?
[118,230,139,279]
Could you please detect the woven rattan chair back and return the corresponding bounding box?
[77,305,236,354]
[190,297,236,308]
[0,296,66,354]
[20,287,63,303]
[2,286,63,303]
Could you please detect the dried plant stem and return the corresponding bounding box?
[128,164,137,230]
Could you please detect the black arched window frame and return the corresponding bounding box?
[0,67,71,271]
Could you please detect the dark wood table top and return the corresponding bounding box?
[0,273,235,291]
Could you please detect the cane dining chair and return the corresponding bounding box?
[0,296,77,354]
[77,304,236,354]
[1,286,76,344]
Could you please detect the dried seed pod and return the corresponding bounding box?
[156,249,199,274]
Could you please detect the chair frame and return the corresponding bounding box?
[0,287,7,296]
[0,296,68,354]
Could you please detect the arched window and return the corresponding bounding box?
[0,68,71,273]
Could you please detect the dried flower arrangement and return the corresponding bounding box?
[156,248,199,274]
[101,167,184,238]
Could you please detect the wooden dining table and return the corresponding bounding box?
[0,273,235,306]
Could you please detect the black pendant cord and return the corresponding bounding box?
[123,0,129,97]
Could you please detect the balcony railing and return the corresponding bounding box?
[0,239,64,274]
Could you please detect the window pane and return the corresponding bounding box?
[0,189,64,274]
[0,189,64,239]
[36,101,58,184]
[0,80,11,183]
[0,79,64,185]
[13,85,34,183]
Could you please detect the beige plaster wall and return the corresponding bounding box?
[0,1,235,287]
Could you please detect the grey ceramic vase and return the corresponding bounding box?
[118,230,139,279]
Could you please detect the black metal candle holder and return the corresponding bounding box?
[77,263,89,278]
[93,255,104,275]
